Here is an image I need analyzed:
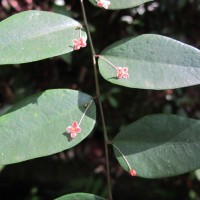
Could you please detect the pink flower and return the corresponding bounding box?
[72,37,87,50]
[129,169,137,176]
[66,121,81,139]
[97,0,111,9]
[116,67,129,79]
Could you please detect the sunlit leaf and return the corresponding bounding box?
[0,10,86,65]
[0,89,96,165]
[98,34,200,89]
[88,0,152,10]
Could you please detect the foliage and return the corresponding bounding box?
[0,0,200,199]
[0,89,96,165]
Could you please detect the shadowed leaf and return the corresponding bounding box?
[113,114,200,178]
[55,193,105,200]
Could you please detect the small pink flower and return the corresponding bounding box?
[97,0,111,9]
[116,67,129,79]
[66,121,81,139]
[129,169,137,176]
[72,37,87,50]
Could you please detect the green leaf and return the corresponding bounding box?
[88,0,152,10]
[53,4,73,17]
[98,34,200,89]
[60,53,72,64]
[55,193,105,200]
[52,5,73,64]
[112,114,200,178]
[0,10,86,65]
[0,89,96,165]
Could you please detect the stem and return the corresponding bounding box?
[111,142,132,171]
[79,100,93,126]
[80,1,113,199]
[95,55,117,70]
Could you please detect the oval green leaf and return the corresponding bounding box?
[0,89,96,165]
[55,193,105,200]
[112,114,200,178]
[88,0,152,10]
[98,34,200,89]
[0,10,86,65]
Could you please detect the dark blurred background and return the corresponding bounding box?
[0,0,200,199]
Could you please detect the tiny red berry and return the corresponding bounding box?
[129,169,137,176]
[96,0,111,9]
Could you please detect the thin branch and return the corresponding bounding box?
[79,100,93,126]
[95,55,117,70]
[111,142,131,171]
[80,1,113,199]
